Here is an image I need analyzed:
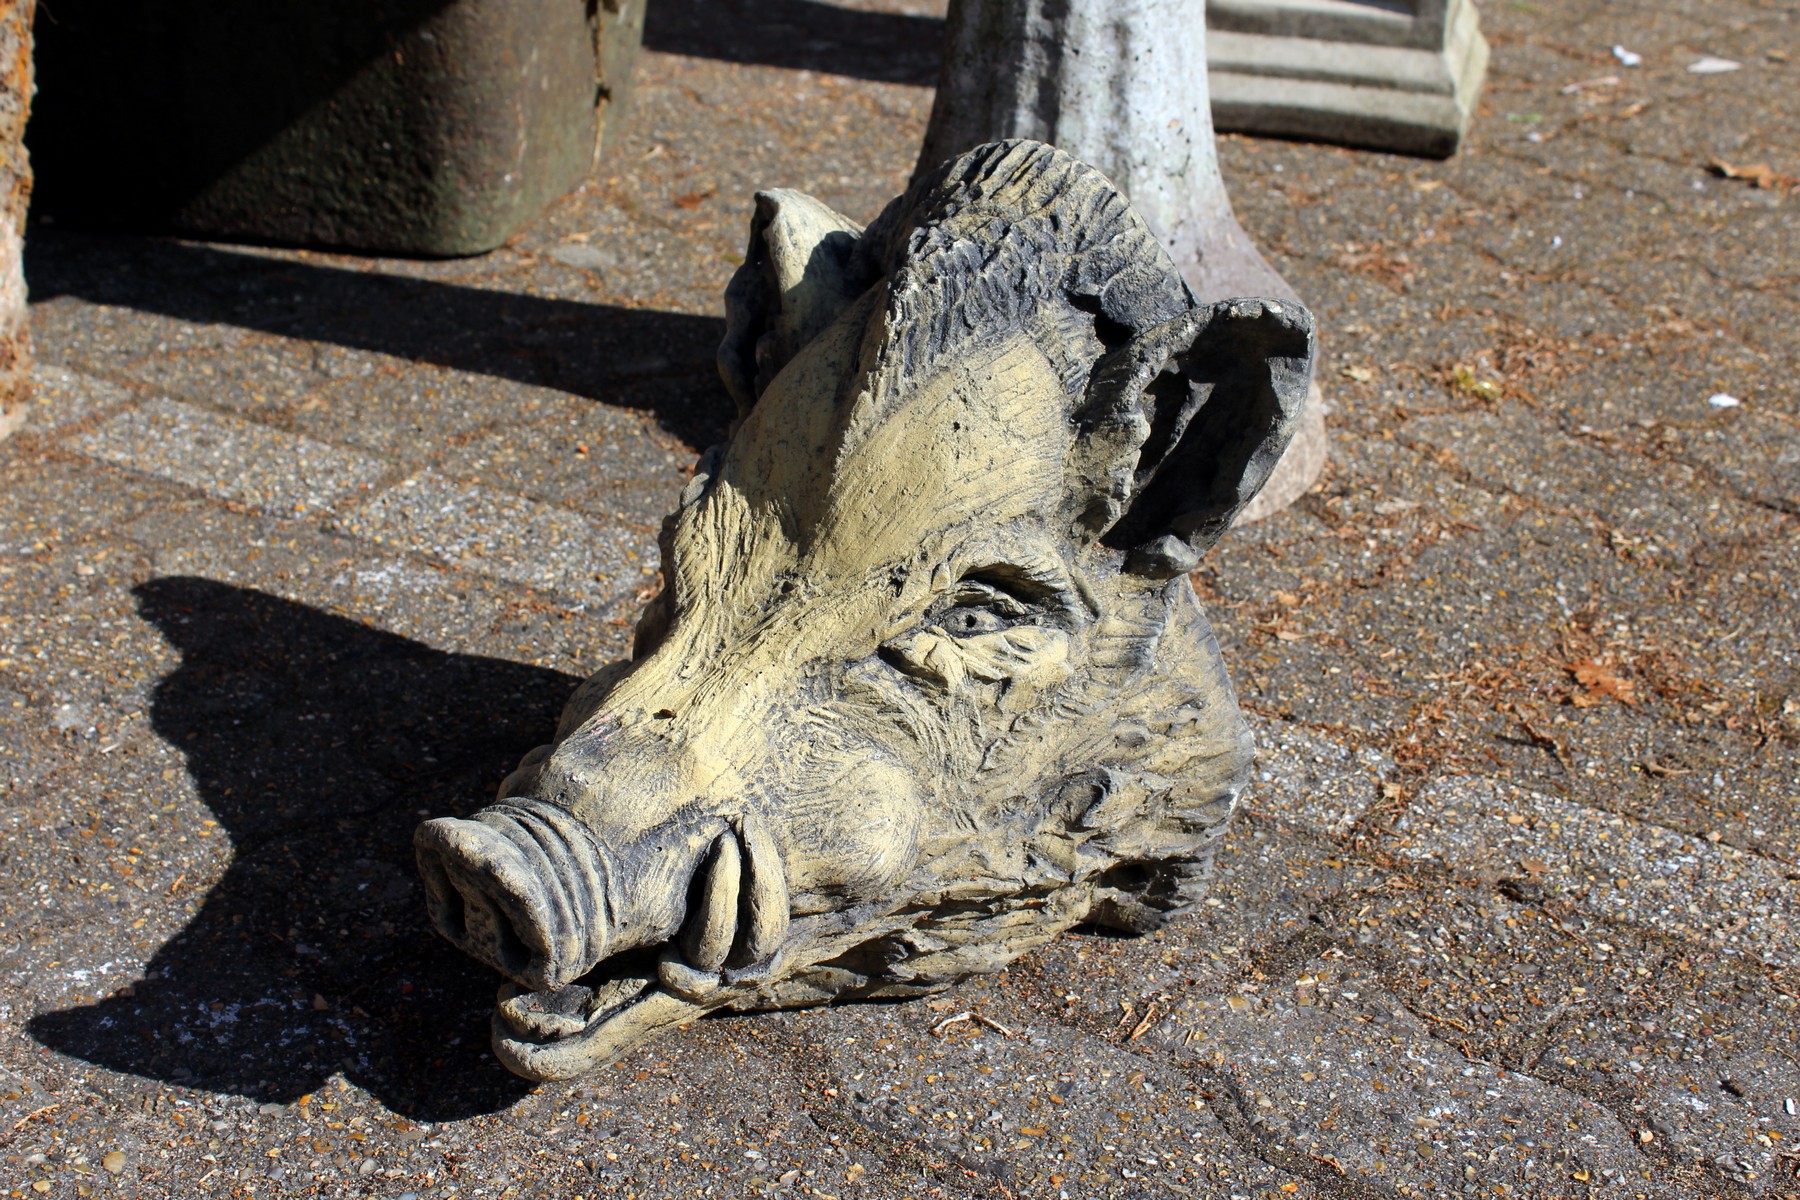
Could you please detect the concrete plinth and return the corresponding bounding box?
[28,0,646,256]
[1207,0,1489,157]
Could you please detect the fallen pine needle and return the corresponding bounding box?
[1709,158,1800,191]
[932,1010,1017,1038]
[13,1103,59,1131]
[1416,1010,1473,1034]
[931,1011,973,1036]
[1127,1002,1162,1041]
[976,1013,1017,1037]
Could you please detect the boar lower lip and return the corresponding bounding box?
[495,958,657,1044]
[491,956,716,1082]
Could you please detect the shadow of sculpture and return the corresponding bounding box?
[644,0,942,86]
[29,578,583,1120]
[24,230,734,450]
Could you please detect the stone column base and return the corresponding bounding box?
[1207,0,1489,158]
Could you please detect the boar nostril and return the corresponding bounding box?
[415,807,611,991]
[454,874,533,978]
[416,847,466,939]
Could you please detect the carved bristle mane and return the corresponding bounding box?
[851,140,1195,416]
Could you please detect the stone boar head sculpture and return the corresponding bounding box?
[415,140,1314,1080]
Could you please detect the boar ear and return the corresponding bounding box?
[716,189,873,416]
[1072,298,1316,575]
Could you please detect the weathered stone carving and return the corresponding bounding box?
[415,140,1315,1080]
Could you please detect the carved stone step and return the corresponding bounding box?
[1207,0,1490,156]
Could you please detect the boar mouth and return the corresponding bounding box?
[417,803,793,1080]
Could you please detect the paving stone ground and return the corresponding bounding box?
[1,1,1797,1197]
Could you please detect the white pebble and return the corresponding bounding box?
[1707,393,1741,408]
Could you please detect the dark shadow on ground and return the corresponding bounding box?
[29,578,584,1121]
[644,0,942,86]
[24,230,735,449]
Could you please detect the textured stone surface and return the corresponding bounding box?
[1158,955,1682,1198]
[23,363,136,432]
[72,397,391,517]
[809,999,1306,1196]
[1393,777,1800,968]
[0,0,1795,1195]
[338,471,660,604]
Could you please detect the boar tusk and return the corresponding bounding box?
[732,813,791,965]
[681,831,742,972]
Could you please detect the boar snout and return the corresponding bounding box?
[416,794,796,993]
[415,798,615,992]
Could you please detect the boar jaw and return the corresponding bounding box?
[419,803,799,1081]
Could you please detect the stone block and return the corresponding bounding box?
[26,363,134,432]
[337,471,660,604]
[1391,776,1800,969]
[1155,956,1684,1198]
[1208,0,1490,157]
[28,0,646,255]
[72,397,390,517]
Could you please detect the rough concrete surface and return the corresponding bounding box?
[0,0,1796,1197]
[0,0,32,439]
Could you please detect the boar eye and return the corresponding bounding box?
[940,606,1008,637]
[930,576,1035,638]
